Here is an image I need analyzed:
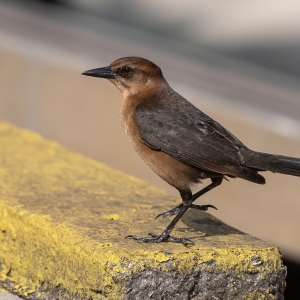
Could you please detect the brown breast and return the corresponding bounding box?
[119,97,206,193]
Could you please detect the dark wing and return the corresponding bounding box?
[136,95,264,183]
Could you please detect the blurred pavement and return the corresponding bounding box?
[0,291,21,300]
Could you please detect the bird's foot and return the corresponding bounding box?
[155,203,217,219]
[125,233,195,245]
[155,203,183,219]
[190,203,218,211]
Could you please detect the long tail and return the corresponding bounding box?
[243,150,300,177]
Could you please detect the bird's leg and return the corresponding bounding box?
[126,178,223,244]
[155,177,223,219]
[189,177,223,209]
[126,203,193,245]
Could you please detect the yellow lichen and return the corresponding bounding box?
[103,214,119,220]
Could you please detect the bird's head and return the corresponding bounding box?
[82,57,166,97]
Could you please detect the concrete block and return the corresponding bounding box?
[0,122,286,299]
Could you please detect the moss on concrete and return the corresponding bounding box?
[0,122,286,299]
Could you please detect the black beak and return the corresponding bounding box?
[81,66,116,79]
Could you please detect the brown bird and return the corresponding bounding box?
[82,57,300,244]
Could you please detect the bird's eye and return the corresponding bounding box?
[123,66,133,74]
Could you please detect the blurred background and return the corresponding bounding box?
[0,0,300,297]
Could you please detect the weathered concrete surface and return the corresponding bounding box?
[1,0,300,262]
[0,122,286,299]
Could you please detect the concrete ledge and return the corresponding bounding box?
[0,122,286,299]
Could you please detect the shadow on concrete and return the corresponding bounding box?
[283,257,300,299]
[181,209,243,237]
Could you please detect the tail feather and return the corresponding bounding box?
[244,150,300,177]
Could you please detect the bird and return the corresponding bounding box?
[82,57,300,245]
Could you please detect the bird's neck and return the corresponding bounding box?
[119,82,167,138]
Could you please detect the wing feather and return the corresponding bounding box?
[135,93,263,183]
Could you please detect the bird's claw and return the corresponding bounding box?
[125,233,195,245]
[194,204,218,211]
[155,203,217,219]
[155,204,183,219]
